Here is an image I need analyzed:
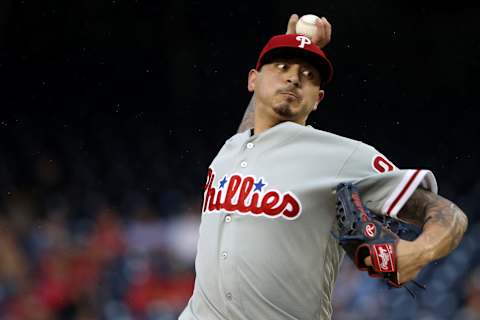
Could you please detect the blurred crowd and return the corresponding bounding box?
[0,192,199,319]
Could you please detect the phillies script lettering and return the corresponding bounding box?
[202,168,302,220]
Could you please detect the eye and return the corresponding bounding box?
[276,63,288,70]
[302,69,314,79]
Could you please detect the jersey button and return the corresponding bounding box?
[225,215,232,223]
[246,142,254,149]
[240,161,247,168]
[225,292,232,300]
[221,251,228,259]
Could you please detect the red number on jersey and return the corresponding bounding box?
[372,155,395,173]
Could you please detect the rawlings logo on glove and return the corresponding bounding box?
[373,244,395,272]
[364,223,377,238]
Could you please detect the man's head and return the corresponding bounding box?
[248,34,333,125]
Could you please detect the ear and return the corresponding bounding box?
[247,69,258,92]
[313,90,325,111]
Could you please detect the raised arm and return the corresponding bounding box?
[237,94,256,133]
[237,14,332,133]
[394,188,468,283]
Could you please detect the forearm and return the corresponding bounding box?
[237,94,255,133]
[398,188,468,265]
[416,196,468,262]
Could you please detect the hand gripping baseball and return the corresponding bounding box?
[286,14,332,49]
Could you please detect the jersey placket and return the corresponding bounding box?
[219,137,258,318]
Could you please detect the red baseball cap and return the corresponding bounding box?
[256,34,334,85]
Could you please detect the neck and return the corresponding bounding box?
[253,101,307,134]
[253,114,280,134]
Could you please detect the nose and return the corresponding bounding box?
[285,65,301,87]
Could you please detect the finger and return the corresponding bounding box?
[397,266,421,285]
[286,14,299,34]
[396,271,402,284]
[364,256,372,267]
[322,17,332,43]
[312,17,326,46]
[313,17,332,48]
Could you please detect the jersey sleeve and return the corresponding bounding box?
[337,143,438,220]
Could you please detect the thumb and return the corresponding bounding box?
[286,14,299,34]
[364,256,373,267]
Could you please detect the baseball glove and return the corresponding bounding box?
[334,182,423,291]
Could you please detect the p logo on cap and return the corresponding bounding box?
[296,35,312,49]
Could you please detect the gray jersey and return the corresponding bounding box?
[180,121,437,320]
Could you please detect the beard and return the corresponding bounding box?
[272,102,295,118]
[270,85,301,119]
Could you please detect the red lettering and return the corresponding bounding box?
[246,193,262,215]
[213,189,223,211]
[223,175,242,211]
[201,168,302,219]
[373,155,394,173]
[204,168,213,191]
[281,194,301,218]
[261,191,281,216]
[203,170,215,212]
[352,192,368,221]
[237,177,255,213]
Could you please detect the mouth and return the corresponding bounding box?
[279,91,299,99]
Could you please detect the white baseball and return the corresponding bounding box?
[295,14,319,39]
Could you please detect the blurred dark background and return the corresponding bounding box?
[0,0,479,319]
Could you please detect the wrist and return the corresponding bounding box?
[412,238,435,265]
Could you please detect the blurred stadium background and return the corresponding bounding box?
[0,0,479,319]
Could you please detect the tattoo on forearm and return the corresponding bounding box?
[398,188,468,259]
[423,200,468,253]
[237,94,256,133]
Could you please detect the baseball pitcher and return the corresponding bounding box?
[179,14,468,320]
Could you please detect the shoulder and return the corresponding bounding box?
[303,126,395,172]
[300,124,369,153]
[221,129,250,149]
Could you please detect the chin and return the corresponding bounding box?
[272,103,295,119]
